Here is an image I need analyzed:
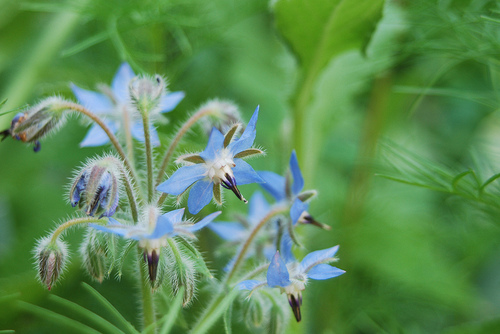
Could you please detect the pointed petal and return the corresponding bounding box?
[187,179,214,214]
[280,229,295,264]
[300,245,340,274]
[209,221,247,241]
[188,211,221,232]
[90,219,130,238]
[257,171,286,201]
[161,208,185,225]
[112,62,135,103]
[149,215,174,239]
[290,150,304,195]
[157,164,207,195]
[307,264,345,280]
[80,122,117,147]
[70,83,114,114]
[238,280,264,291]
[228,106,259,154]
[290,198,308,225]
[159,91,185,113]
[267,251,290,288]
[200,128,225,161]
[247,191,270,225]
[130,121,160,146]
[232,159,265,185]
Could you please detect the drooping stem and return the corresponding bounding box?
[62,102,140,187]
[50,217,106,244]
[224,205,288,284]
[137,247,155,331]
[155,107,217,186]
[141,112,154,203]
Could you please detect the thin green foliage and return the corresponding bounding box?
[189,288,239,334]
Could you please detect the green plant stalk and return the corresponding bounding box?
[137,247,155,331]
[155,107,218,186]
[0,0,90,128]
[50,217,107,244]
[107,156,140,222]
[122,106,136,168]
[62,102,141,196]
[141,112,154,203]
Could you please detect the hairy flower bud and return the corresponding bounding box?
[69,156,121,218]
[130,75,166,115]
[35,237,68,290]
[0,97,69,152]
[80,229,111,283]
[198,99,242,136]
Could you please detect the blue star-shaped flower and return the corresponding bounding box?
[258,151,329,229]
[239,245,345,322]
[91,208,220,281]
[71,62,185,147]
[157,106,265,214]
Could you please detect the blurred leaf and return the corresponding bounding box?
[176,236,213,279]
[189,288,239,334]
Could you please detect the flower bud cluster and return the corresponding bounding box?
[35,237,68,290]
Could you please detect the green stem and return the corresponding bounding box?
[122,105,136,167]
[50,217,106,244]
[155,107,217,187]
[137,247,155,331]
[62,102,140,192]
[224,206,288,285]
[141,112,154,203]
[106,156,139,222]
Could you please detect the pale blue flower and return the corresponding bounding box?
[157,106,265,214]
[71,62,184,147]
[91,208,220,280]
[238,245,345,322]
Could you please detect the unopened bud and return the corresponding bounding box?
[80,229,111,283]
[1,97,69,152]
[35,237,68,290]
[69,156,121,218]
[130,75,166,115]
[198,99,242,136]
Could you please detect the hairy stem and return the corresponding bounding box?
[62,102,140,191]
[224,206,288,284]
[137,247,156,331]
[141,112,154,203]
[106,156,140,222]
[155,107,217,186]
[50,217,106,244]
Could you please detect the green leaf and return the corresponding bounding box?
[159,287,185,334]
[17,301,102,334]
[223,302,233,334]
[49,295,127,334]
[189,288,239,334]
[81,283,140,334]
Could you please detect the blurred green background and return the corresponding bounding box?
[2,0,500,332]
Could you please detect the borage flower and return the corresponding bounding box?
[71,62,184,147]
[239,245,345,322]
[157,106,265,214]
[258,151,329,229]
[90,207,220,282]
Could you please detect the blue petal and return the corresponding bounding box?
[161,208,185,225]
[238,280,264,291]
[209,222,247,241]
[187,179,214,214]
[247,191,270,225]
[228,106,259,154]
[130,121,161,146]
[290,198,308,225]
[188,211,221,232]
[90,219,129,238]
[232,159,265,185]
[80,122,117,147]
[159,91,185,113]
[112,62,135,104]
[280,230,295,264]
[200,128,224,161]
[267,251,290,288]
[257,171,286,202]
[149,215,174,239]
[300,245,340,273]
[307,264,345,280]
[70,83,114,114]
[289,150,304,196]
[157,164,207,195]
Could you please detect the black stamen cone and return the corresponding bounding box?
[288,294,302,322]
[221,173,247,203]
[303,214,331,230]
[147,250,159,281]
[1,129,10,141]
